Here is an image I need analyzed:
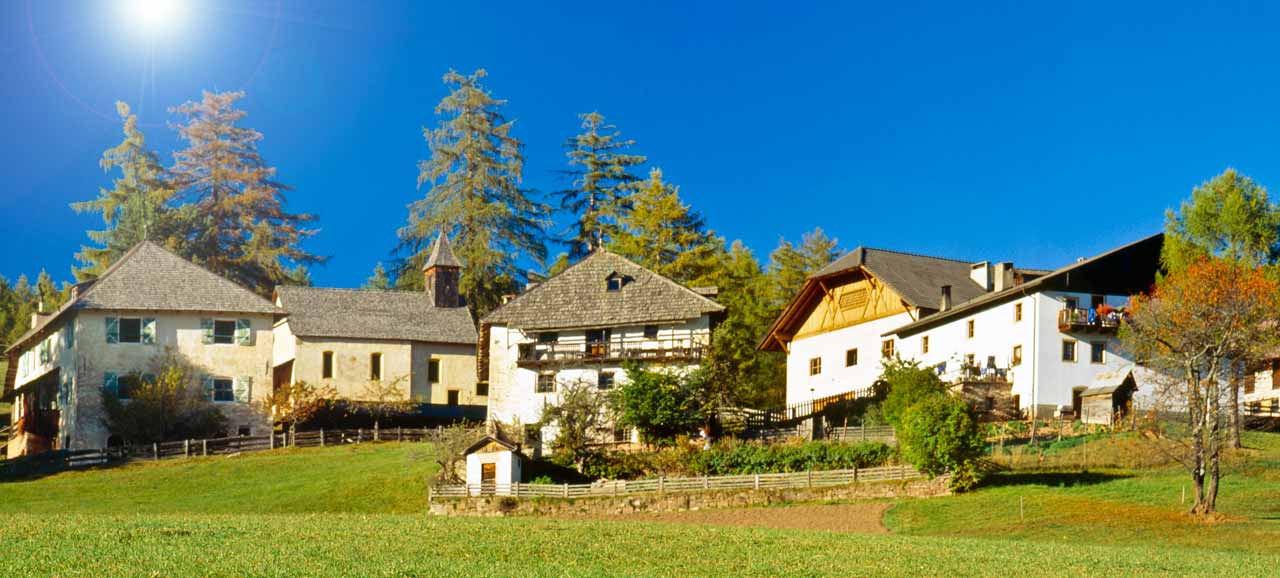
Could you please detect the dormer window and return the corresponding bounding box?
[606,273,624,292]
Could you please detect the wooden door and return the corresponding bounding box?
[481,462,496,483]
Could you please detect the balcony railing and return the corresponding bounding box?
[517,340,707,366]
[1058,308,1123,333]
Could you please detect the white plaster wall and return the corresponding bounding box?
[466,450,520,488]
[895,295,1036,402]
[1029,291,1138,414]
[291,337,413,400]
[410,342,480,405]
[272,319,297,366]
[784,311,915,405]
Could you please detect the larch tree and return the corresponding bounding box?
[397,69,548,317]
[365,262,392,290]
[767,228,841,306]
[609,168,724,286]
[71,102,176,281]
[1162,169,1280,448]
[555,112,646,258]
[1120,259,1280,515]
[168,91,323,296]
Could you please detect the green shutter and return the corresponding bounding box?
[236,319,252,346]
[103,372,119,398]
[106,317,119,344]
[202,375,215,401]
[234,377,252,403]
[201,319,214,344]
[64,320,75,349]
[141,318,157,344]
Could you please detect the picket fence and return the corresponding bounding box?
[431,464,920,499]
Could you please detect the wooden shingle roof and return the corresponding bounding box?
[811,247,986,309]
[276,286,477,345]
[482,251,724,331]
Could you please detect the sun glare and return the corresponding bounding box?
[122,0,185,35]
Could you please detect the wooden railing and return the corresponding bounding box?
[517,341,707,366]
[1057,308,1123,333]
[431,465,920,499]
[739,384,877,430]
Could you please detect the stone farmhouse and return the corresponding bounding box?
[4,241,278,458]
[4,236,480,458]
[272,234,482,419]
[761,233,1163,421]
[479,250,724,446]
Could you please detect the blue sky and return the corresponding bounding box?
[3,1,1278,288]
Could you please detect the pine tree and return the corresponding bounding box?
[610,168,723,285]
[704,241,787,408]
[71,102,175,281]
[555,112,646,258]
[767,228,840,306]
[168,91,323,296]
[365,262,392,290]
[396,69,549,317]
[4,275,35,346]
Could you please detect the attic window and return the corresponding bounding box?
[838,289,869,311]
[607,274,624,292]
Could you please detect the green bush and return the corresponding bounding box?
[613,364,704,445]
[684,440,894,476]
[880,359,948,427]
[897,394,985,492]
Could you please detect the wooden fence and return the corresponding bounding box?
[431,464,919,499]
[827,425,897,445]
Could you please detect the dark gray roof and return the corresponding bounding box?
[7,241,278,354]
[482,251,725,331]
[277,286,476,345]
[812,247,987,309]
[424,233,461,270]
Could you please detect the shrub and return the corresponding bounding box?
[880,359,948,427]
[613,364,703,446]
[684,440,894,476]
[102,348,228,444]
[897,394,985,492]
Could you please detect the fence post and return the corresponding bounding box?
[184,439,190,458]
[854,466,859,482]
[153,443,159,460]
[270,432,275,450]
[320,429,325,447]
[358,428,363,443]
[515,483,521,498]
[659,476,665,494]
[374,423,380,442]
[754,474,760,490]
[202,439,208,457]
[808,469,813,488]
[398,426,403,442]
[562,483,569,498]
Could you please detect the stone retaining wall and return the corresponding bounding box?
[428,476,950,517]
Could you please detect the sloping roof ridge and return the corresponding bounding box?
[861,245,976,265]
[606,251,724,312]
[135,241,279,310]
[482,249,606,322]
[280,285,425,297]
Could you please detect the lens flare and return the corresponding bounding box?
[122,0,185,34]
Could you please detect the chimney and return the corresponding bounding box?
[992,262,1016,292]
[969,262,992,291]
[423,231,462,308]
[940,285,952,311]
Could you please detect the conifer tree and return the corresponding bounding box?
[556,112,646,258]
[168,91,323,296]
[397,69,549,317]
[704,242,787,408]
[71,102,175,281]
[610,168,723,285]
[767,228,840,306]
[365,262,392,290]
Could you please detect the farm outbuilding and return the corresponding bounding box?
[1079,370,1137,425]
[463,435,522,493]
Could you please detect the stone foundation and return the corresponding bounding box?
[428,476,950,517]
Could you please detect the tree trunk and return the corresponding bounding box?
[1228,361,1242,450]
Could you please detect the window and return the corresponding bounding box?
[1090,342,1105,364]
[1062,340,1077,362]
[212,378,235,402]
[613,427,629,443]
[536,373,556,393]
[598,371,615,390]
[447,390,460,406]
[643,325,659,340]
[322,351,334,379]
[881,339,895,359]
[480,462,496,482]
[967,320,975,339]
[922,335,929,354]
[964,353,975,367]
[809,357,822,375]
[428,359,441,383]
[476,381,489,396]
[537,332,559,344]
[1244,376,1256,395]
[370,353,382,381]
[1065,296,1079,310]
[117,373,143,400]
[118,318,142,343]
[1012,345,1023,366]
[1014,303,1023,322]
[213,320,236,345]
[845,348,858,367]
[606,274,624,292]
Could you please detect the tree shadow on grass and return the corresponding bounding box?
[983,471,1133,489]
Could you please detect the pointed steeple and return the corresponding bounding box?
[424,231,461,271]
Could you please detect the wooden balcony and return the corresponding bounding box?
[517,341,707,368]
[1058,308,1122,334]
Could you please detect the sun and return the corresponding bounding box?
[122,0,186,35]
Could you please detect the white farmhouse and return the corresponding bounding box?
[761,234,1163,420]
[3,242,279,457]
[479,250,724,444]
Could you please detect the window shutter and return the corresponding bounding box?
[202,375,215,401]
[103,372,119,398]
[236,319,252,346]
[201,319,214,345]
[64,321,75,349]
[142,318,157,344]
[106,317,119,344]
[234,377,252,403]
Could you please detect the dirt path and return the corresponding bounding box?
[583,502,892,534]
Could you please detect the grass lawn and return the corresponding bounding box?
[0,435,1276,576]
